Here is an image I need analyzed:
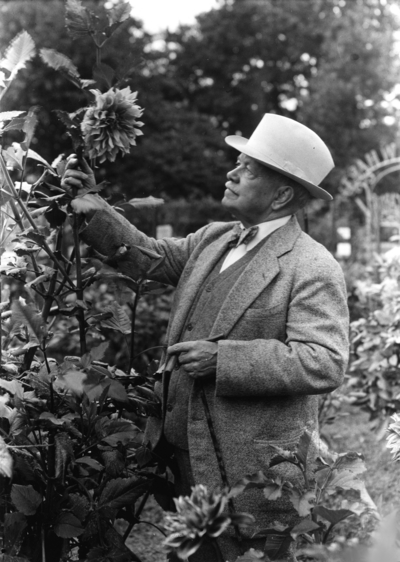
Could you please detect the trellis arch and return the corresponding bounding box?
[339,142,400,259]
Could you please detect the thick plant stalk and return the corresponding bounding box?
[42,229,63,322]
[72,212,87,355]
[128,283,142,373]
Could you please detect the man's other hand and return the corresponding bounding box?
[167,341,218,380]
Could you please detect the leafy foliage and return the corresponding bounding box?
[229,432,375,561]
[348,251,400,430]
[0,6,170,561]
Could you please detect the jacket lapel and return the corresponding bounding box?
[167,227,238,344]
[210,216,302,338]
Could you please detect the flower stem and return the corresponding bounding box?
[128,283,142,373]
[72,211,87,355]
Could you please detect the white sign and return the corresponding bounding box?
[156,224,173,239]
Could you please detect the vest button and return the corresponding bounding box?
[166,403,173,412]
[187,323,193,331]
[206,286,212,292]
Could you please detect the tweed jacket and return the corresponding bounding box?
[81,208,349,533]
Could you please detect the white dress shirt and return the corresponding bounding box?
[220,215,292,272]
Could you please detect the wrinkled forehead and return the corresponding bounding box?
[238,153,277,178]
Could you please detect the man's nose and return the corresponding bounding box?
[227,167,239,182]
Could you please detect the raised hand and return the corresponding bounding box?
[61,154,109,215]
[61,154,96,194]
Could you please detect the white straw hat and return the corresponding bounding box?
[225,114,334,201]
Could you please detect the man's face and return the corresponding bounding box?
[222,153,278,227]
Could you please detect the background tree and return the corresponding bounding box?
[1,0,399,240]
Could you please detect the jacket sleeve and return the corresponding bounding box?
[215,252,349,398]
[80,205,212,286]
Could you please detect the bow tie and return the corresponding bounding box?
[228,224,259,248]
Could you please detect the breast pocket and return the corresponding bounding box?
[242,301,285,320]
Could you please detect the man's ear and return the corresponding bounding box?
[272,185,294,210]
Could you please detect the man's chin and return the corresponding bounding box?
[221,197,239,219]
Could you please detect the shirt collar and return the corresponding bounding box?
[239,215,292,250]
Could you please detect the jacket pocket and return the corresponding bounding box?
[242,301,285,320]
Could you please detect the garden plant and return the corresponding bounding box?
[0,2,174,560]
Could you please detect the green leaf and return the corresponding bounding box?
[135,445,153,468]
[26,148,53,170]
[0,188,13,206]
[230,470,269,498]
[53,109,84,150]
[269,447,297,468]
[75,457,104,471]
[54,511,84,538]
[142,281,168,295]
[0,436,13,478]
[146,256,165,276]
[97,476,147,513]
[3,145,23,171]
[288,488,316,516]
[11,484,42,516]
[234,550,265,562]
[2,118,26,133]
[107,2,131,26]
[262,478,285,501]
[0,378,24,397]
[68,493,91,522]
[127,196,164,209]
[0,111,25,122]
[100,302,131,334]
[89,341,109,363]
[295,431,311,468]
[264,531,293,561]
[40,48,80,80]
[38,412,64,426]
[4,512,27,556]
[65,0,95,37]
[25,267,57,288]
[55,433,74,481]
[320,452,366,493]
[55,368,86,396]
[290,518,321,539]
[11,299,47,341]
[95,418,137,440]
[21,107,39,151]
[93,63,115,90]
[0,31,35,80]
[106,379,129,403]
[101,448,125,478]
[312,506,354,525]
[44,202,67,228]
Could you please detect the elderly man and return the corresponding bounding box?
[62,114,349,561]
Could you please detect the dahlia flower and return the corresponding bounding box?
[163,485,232,559]
[81,87,144,163]
[386,412,400,461]
[163,485,254,559]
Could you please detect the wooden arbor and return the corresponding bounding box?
[339,142,400,260]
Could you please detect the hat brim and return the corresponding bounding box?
[225,135,333,201]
